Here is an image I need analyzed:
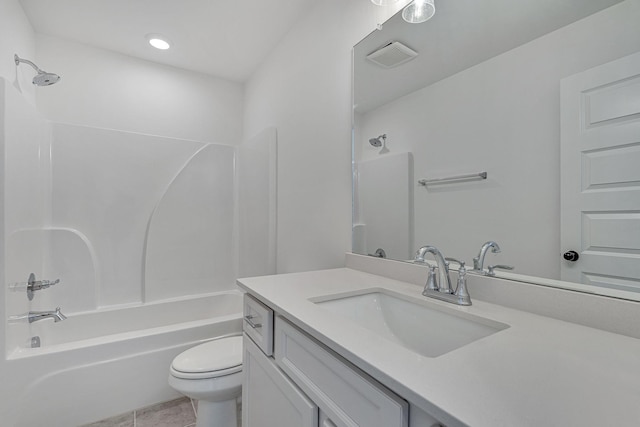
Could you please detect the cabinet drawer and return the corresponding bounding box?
[243,293,274,356]
[275,317,408,427]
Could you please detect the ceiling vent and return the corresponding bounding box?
[366,41,418,69]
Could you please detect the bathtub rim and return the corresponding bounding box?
[7,289,244,360]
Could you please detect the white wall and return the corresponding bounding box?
[0,0,37,104]
[243,0,406,273]
[35,34,244,144]
[237,128,278,278]
[0,1,38,415]
[357,1,640,279]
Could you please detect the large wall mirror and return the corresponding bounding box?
[352,0,640,300]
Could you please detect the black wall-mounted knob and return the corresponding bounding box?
[563,250,580,262]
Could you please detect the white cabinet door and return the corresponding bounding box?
[242,335,318,427]
[275,317,408,427]
[561,51,640,291]
[319,410,339,427]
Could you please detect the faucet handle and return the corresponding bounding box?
[445,257,465,269]
[26,273,61,300]
[487,265,514,276]
[454,262,471,305]
[422,266,439,295]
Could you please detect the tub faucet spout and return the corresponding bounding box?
[28,307,67,323]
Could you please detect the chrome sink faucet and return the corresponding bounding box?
[415,246,471,306]
[415,245,452,293]
[473,241,501,272]
[28,307,67,323]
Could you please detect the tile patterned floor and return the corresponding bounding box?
[82,397,242,427]
[82,397,195,427]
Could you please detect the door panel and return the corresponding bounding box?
[561,51,640,292]
[242,335,317,427]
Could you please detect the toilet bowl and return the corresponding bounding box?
[169,335,243,427]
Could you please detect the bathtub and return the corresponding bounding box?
[3,290,243,427]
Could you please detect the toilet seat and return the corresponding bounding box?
[170,336,242,380]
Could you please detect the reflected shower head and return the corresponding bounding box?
[369,134,386,147]
[14,54,61,86]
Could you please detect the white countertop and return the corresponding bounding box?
[237,267,640,427]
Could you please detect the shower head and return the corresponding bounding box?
[14,54,61,86]
[369,134,386,147]
[32,72,60,86]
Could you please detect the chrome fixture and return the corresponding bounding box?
[31,336,41,348]
[403,0,436,24]
[473,241,501,272]
[14,54,61,86]
[416,246,471,306]
[370,0,400,5]
[28,307,67,323]
[487,264,514,276]
[369,134,386,147]
[26,272,60,300]
[418,171,487,186]
[370,0,435,25]
[369,248,387,258]
[415,245,452,293]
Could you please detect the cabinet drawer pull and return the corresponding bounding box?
[244,315,262,329]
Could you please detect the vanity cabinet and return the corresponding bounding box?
[275,316,408,427]
[242,334,318,427]
[242,293,410,427]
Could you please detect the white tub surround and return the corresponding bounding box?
[237,259,640,427]
[4,291,242,427]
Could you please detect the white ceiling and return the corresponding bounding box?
[19,0,318,82]
[354,0,625,113]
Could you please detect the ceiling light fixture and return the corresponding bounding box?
[146,34,171,50]
[402,0,436,24]
[370,0,400,5]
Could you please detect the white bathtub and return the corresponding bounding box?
[3,290,243,427]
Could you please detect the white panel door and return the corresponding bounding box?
[560,51,640,292]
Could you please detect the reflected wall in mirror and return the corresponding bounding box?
[352,0,640,299]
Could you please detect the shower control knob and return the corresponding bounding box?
[563,250,579,262]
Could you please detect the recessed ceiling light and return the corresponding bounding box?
[402,0,436,24]
[146,34,171,50]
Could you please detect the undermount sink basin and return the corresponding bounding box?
[313,290,509,358]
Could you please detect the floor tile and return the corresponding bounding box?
[80,411,134,427]
[135,398,196,427]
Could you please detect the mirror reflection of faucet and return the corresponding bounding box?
[487,264,515,276]
[473,241,500,271]
[472,241,514,276]
[368,248,387,258]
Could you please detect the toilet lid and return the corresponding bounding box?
[171,336,242,377]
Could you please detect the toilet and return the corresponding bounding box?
[169,336,243,427]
